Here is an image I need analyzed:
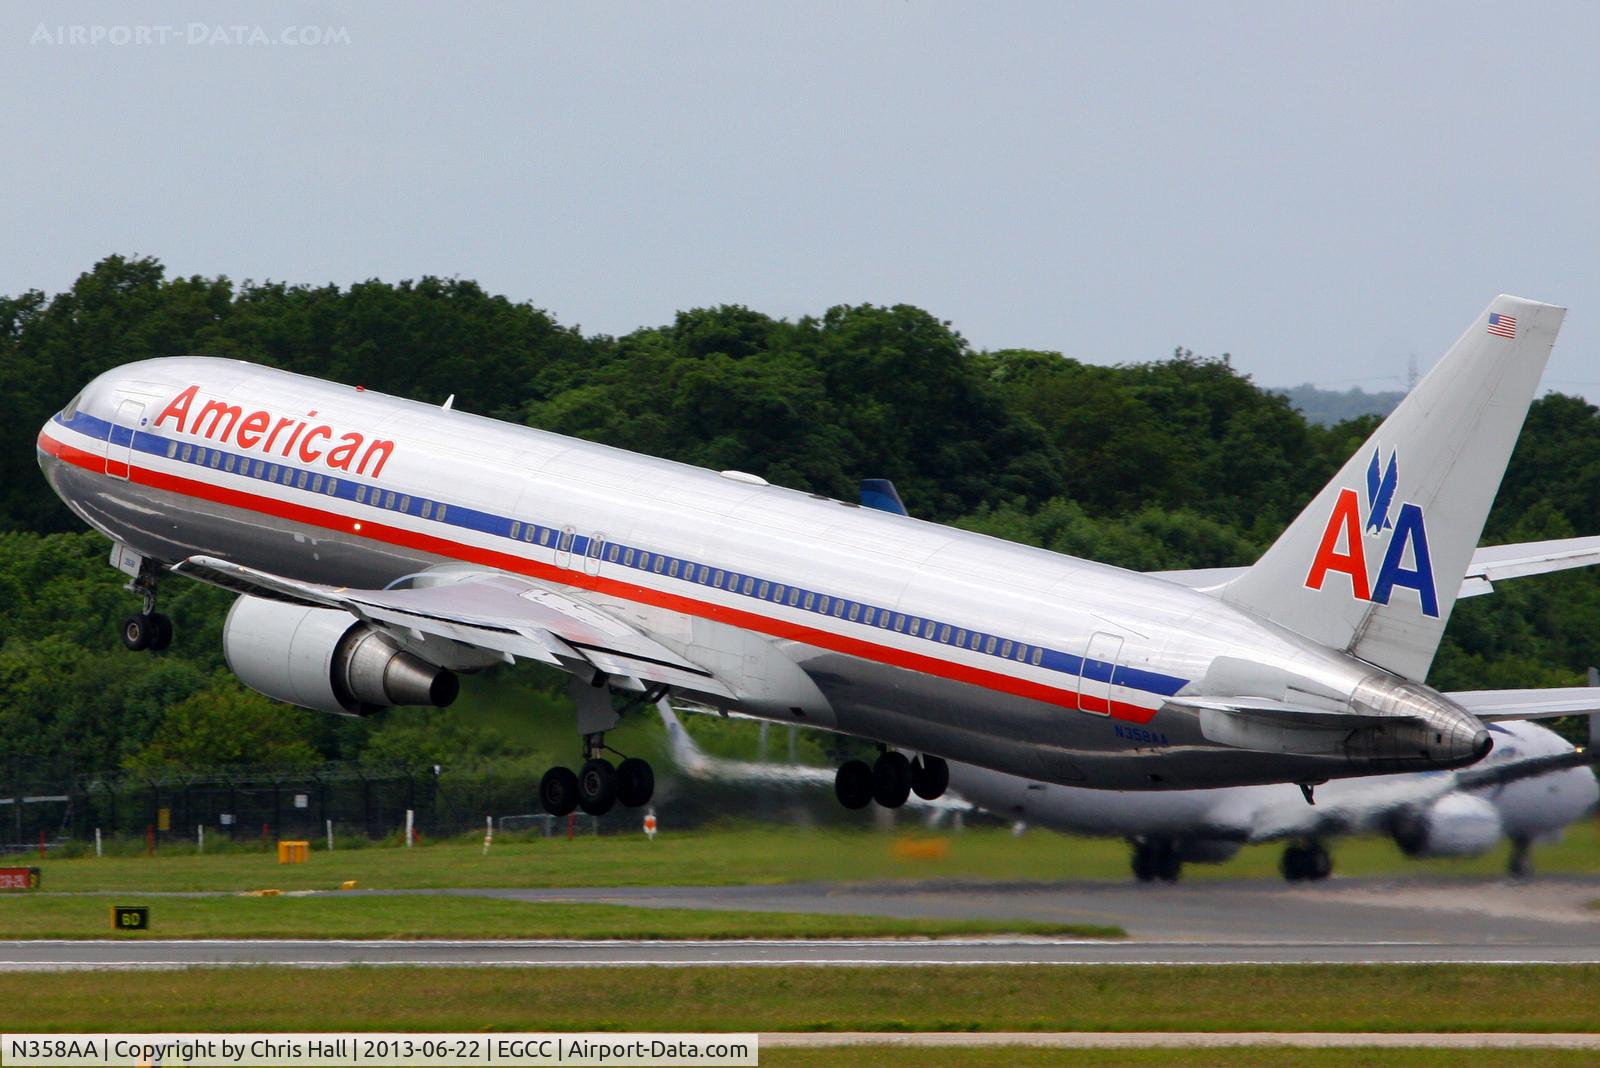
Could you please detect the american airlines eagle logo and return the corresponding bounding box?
[1304,447,1439,618]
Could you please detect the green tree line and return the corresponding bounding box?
[2,256,1596,774]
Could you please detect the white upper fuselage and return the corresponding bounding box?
[37,357,1483,789]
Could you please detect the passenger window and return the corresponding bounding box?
[954,629,966,646]
[787,589,800,607]
[166,441,178,458]
[772,583,784,601]
[384,492,396,510]
[209,451,221,468]
[668,559,680,577]
[436,504,447,521]
[638,551,651,569]
[311,474,323,492]
[254,460,266,478]
[844,602,857,620]
[757,581,769,599]
[1031,647,1044,666]
[607,544,620,562]
[861,607,875,625]
[803,592,815,610]
[399,495,409,511]
[624,548,636,566]
[224,454,235,472]
[939,625,952,643]
[560,531,574,552]
[298,471,309,489]
[817,596,830,613]
[421,501,433,519]
[711,569,723,587]
[909,618,922,636]
[540,529,552,546]
[894,615,906,633]
[741,577,755,595]
[195,448,206,465]
[654,557,665,574]
[180,444,192,461]
[984,635,996,654]
[510,521,521,539]
[1001,640,1013,657]
[325,478,338,495]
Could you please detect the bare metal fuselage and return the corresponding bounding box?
[38,357,1488,790]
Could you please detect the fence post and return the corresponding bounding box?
[405,808,414,848]
[95,827,102,858]
[197,824,204,854]
[326,818,334,852]
[482,816,493,855]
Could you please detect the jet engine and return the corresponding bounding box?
[223,594,459,716]
[1390,792,1503,858]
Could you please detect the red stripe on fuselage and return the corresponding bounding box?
[38,426,1162,724]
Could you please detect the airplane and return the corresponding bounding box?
[654,698,1600,882]
[34,295,1600,822]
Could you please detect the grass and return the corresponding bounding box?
[4,966,1599,1033]
[23,817,1600,894]
[0,893,1119,940]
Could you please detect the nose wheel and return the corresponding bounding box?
[120,612,173,652]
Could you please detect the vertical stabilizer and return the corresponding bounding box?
[1222,296,1566,681]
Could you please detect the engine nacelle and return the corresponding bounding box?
[224,595,459,716]
[1391,792,1503,858]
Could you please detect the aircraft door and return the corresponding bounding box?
[555,525,576,569]
[583,533,606,577]
[1077,631,1123,716]
[107,399,145,480]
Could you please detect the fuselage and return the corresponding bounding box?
[949,719,1597,852]
[38,357,1489,790]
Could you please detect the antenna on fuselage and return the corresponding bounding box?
[442,394,455,411]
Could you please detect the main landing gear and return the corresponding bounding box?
[1280,840,1333,882]
[117,552,172,652]
[834,751,949,810]
[539,677,659,818]
[1131,837,1182,883]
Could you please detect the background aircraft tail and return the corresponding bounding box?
[1222,296,1566,682]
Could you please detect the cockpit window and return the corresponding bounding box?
[63,392,83,420]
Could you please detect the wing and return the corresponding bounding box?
[172,555,737,700]
[1154,533,1600,598]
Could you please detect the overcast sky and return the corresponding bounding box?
[4,2,1596,397]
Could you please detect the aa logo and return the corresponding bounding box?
[1304,447,1439,617]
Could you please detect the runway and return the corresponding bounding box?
[4,875,1599,970]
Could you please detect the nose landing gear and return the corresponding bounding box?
[114,549,173,652]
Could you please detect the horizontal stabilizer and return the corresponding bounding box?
[1448,687,1600,723]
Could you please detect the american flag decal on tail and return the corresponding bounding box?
[1487,312,1517,338]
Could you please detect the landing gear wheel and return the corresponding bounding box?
[834,760,874,810]
[1281,845,1308,882]
[617,757,655,808]
[147,612,173,652]
[1131,840,1158,882]
[539,766,579,817]
[1154,840,1182,883]
[119,614,153,652]
[1307,843,1332,881]
[910,755,950,800]
[577,758,618,816]
[873,751,912,809]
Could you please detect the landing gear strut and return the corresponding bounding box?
[117,552,172,652]
[1508,835,1533,879]
[1281,840,1333,882]
[538,679,659,818]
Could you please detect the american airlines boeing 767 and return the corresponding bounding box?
[35,295,1600,817]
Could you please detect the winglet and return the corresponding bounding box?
[860,478,910,516]
[1221,296,1566,681]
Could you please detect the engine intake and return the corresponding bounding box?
[224,594,458,716]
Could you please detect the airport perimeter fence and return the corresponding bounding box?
[0,756,867,855]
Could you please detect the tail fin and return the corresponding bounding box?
[1222,295,1566,681]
